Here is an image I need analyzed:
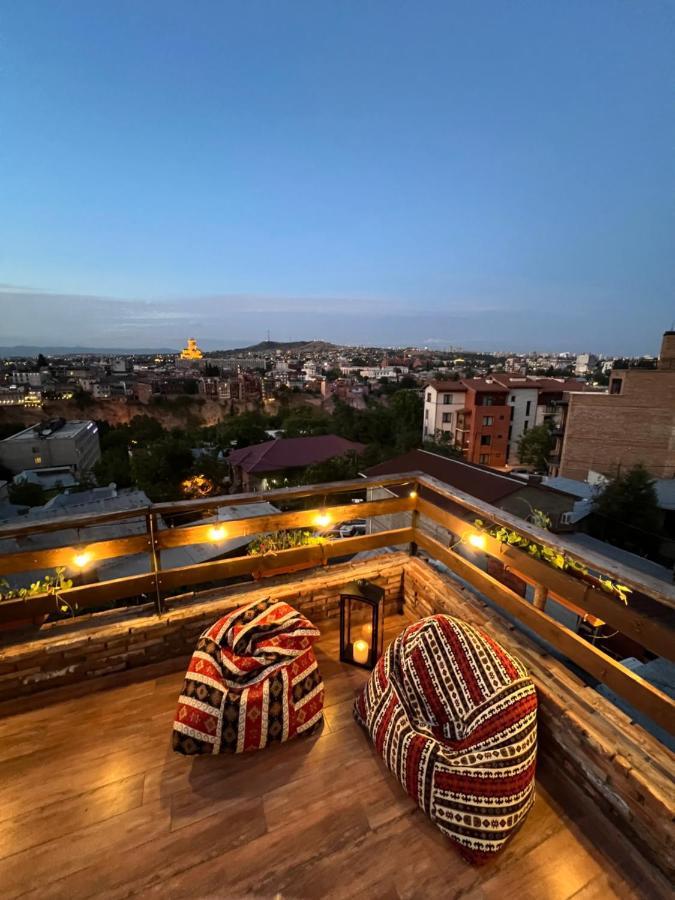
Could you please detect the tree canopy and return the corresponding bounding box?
[517,424,554,471]
[591,464,662,558]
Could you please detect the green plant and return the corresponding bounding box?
[247,530,330,556]
[473,519,632,605]
[0,567,75,615]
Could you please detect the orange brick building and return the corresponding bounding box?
[560,331,675,480]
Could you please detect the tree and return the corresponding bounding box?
[517,424,554,472]
[282,410,331,437]
[130,436,193,501]
[592,464,662,557]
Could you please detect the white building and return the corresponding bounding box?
[422,383,467,441]
[575,353,597,376]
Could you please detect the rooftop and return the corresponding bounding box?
[0,615,669,900]
[0,472,672,896]
[229,434,365,474]
[1,419,97,442]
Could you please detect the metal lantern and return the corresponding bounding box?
[339,578,385,669]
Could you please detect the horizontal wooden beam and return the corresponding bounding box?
[413,529,675,736]
[416,497,675,661]
[0,472,422,540]
[0,573,157,624]
[157,527,414,592]
[416,474,675,610]
[0,534,150,577]
[157,495,414,550]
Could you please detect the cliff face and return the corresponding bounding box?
[0,397,229,430]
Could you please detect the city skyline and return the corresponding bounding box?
[1,2,673,354]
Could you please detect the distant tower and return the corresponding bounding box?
[180,337,203,360]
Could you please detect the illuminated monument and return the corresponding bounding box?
[180,337,204,360]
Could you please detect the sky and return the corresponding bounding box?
[0,1,673,353]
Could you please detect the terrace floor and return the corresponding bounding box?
[0,615,669,899]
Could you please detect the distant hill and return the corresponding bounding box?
[219,340,339,354]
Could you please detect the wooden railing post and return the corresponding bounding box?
[532,582,547,610]
[145,511,163,614]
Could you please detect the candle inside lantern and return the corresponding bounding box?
[352,639,369,665]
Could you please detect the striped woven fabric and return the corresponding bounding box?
[354,614,537,863]
[173,598,324,755]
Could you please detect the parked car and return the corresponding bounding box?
[339,519,367,538]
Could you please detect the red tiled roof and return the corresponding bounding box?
[364,449,524,505]
[229,435,365,475]
[425,381,468,391]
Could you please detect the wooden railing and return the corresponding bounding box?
[0,470,673,736]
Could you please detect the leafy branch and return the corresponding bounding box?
[473,519,632,605]
[0,566,75,615]
[247,530,330,557]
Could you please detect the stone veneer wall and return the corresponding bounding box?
[402,555,674,882]
[0,552,406,705]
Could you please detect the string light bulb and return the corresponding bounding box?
[208,525,227,542]
[73,550,92,569]
[409,489,418,499]
[467,533,487,550]
[315,510,331,529]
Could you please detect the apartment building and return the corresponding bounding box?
[0,419,101,476]
[560,331,675,480]
[423,376,588,469]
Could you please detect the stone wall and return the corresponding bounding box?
[0,553,406,705]
[402,555,674,882]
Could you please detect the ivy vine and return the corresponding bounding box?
[473,519,632,605]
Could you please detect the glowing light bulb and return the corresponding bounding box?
[208,525,226,542]
[73,551,92,569]
[315,511,331,528]
[409,489,418,499]
[467,533,487,550]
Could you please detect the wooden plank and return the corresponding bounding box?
[157,496,414,550]
[0,472,422,540]
[0,534,149,577]
[416,474,675,610]
[158,527,414,592]
[413,529,675,736]
[0,573,157,624]
[416,497,675,661]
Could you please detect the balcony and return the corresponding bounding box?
[0,473,673,897]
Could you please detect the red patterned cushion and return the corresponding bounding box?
[173,598,323,754]
[355,614,537,863]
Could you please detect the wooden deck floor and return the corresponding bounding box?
[0,616,669,900]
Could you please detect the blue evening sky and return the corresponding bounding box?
[0,1,673,352]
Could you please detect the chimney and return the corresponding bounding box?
[658,331,675,370]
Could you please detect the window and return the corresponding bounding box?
[480,435,492,446]
[482,395,494,406]
[442,412,452,423]
[610,378,623,395]
[443,393,451,404]
[525,400,532,415]
[523,421,529,432]
[33,455,42,464]
[482,416,494,426]
[508,426,512,439]
[479,454,490,464]
[424,409,428,420]
[426,392,431,402]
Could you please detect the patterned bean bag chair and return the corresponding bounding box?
[173,598,324,755]
[354,614,537,864]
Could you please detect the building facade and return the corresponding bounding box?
[560,331,675,480]
[423,376,587,469]
[0,419,101,476]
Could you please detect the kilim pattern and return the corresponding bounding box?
[354,614,537,864]
[173,598,324,755]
